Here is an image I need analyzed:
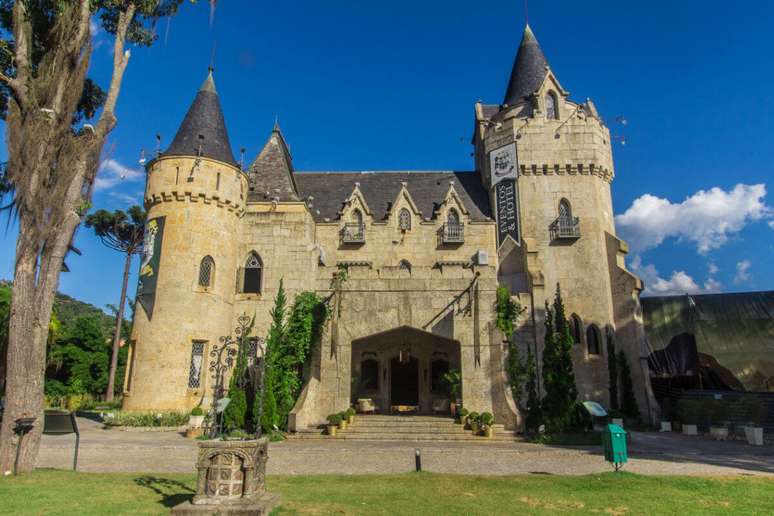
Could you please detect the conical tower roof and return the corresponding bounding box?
[163,70,237,166]
[246,121,299,202]
[503,25,549,106]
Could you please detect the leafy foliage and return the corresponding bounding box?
[85,205,146,253]
[524,348,542,432]
[617,350,640,419]
[497,285,531,410]
[104,410,189,427]
[540,284,579,433]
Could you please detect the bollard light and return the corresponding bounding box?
[415,448,422,472]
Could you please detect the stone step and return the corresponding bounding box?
[287,432,518,442]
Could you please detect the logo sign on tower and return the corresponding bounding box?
[489,142,517,186]
[137,216,166,319]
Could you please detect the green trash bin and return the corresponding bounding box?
[603,423,627,471]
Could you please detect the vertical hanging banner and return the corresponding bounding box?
[489,142,518,186]
[137,216,166,319]
[490,142,520,247]
[495,180,520,247]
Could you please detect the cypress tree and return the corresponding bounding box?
[541,284,578,433]
[607,331,619,411]
[618,350,640,419]
[258,280,288,433]
[524,348,542,432]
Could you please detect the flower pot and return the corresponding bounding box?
[188,415,205,428]
[484,426,494,438]
[744,426,764,446]
[338,420,347,430]
[709,426,729,441]
[682,424,698,436]
[470,422,479,434]
[347,415,354,425]
[660,421,672,432]
[327,425,337,437]
[457,415,465,425]
[612,418,624,428]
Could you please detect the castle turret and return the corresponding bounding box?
[123,70,247,411]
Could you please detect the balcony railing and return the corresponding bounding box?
[340,223,365,244]
[550,216,581,240]
[440,223,464,244]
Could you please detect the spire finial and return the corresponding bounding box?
[524,0,529,25]
[273,116,281,133]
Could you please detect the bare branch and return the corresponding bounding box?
[98,3,137,137]
[9,0,30,108]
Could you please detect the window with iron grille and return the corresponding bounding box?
[188,341,206,389]
[198,256,214,288]
[398,208,411,231]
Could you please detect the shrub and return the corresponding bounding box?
[467,412,479,424]
[739,397,765,426]
[677,400,700,425]
[345,407,355,417]
[479,412,494,426]
[104,411,189,427]
[190,407,204,416]
[458,407,469,418]
[327,414,342,425]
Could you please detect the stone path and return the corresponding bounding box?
[35,417,774,476]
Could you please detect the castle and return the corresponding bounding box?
[123,25,658,430]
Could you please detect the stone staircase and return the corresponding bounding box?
[289,414,520,442]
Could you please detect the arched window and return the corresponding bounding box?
[398,208,411,231]
[559,198,572,219]
[352,208,363,226]
[360,359,379,391]
[546,92,559,120]
[431,359,450,393]
[570,314,583,345]
[447,208,460,226]
[586,324,601,355]
[242,252,263,294]
[198,255,214,288]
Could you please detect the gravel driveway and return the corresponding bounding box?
[35,417,774,476]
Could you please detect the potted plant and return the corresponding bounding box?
[346,407,356,425]
[338,411,349,430]
[708,399,730,441]
[188,407,205,428]
[659,398,673,432]
[442,370,462,418]
[740,397,765,446]
[326,414,341,436]
[458,407,469,426]
[677,399,699,435]
[468,412,480,434]
[479,412,495,438]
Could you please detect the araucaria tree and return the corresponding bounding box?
[0,1,185,474]
[85,205,145,402]
[541,284,578,433]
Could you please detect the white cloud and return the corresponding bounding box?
[734,260,752,284]
[108,191,143,206]
[631,255,721,296]
[95,158,144,191]
[616,184,771,254]
[89,19,98,37]
[708,263,719,275]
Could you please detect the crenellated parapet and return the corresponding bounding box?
[144,155,247,216]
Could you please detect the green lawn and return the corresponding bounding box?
[1,470,772,515]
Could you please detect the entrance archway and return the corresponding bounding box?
[390,356,419,406]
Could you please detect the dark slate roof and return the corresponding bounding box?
[503,24,549,106]
[246,123,299,202]
[163,71,237,166]
[294,171,492,222]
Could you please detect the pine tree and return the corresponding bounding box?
[541,284,578,433]
[607,332,619,411]
[618,350,640,419]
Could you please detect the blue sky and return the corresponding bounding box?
[1,0,773,312]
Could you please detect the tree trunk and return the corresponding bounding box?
[105,251,132,402]
[0,218,62,474]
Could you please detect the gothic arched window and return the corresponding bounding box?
[546,91,559,120]
[447,208,460,226]
[198,255,214,288]
[570,314,583,345]
[352,208,363,226]
[587,324,601,355]
[242,252,263,294]
[606,326,616,357]
[398,208,411,231]
[559,198,572,219]
[360,359,379,391]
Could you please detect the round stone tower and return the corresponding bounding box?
[123,71,247,411]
